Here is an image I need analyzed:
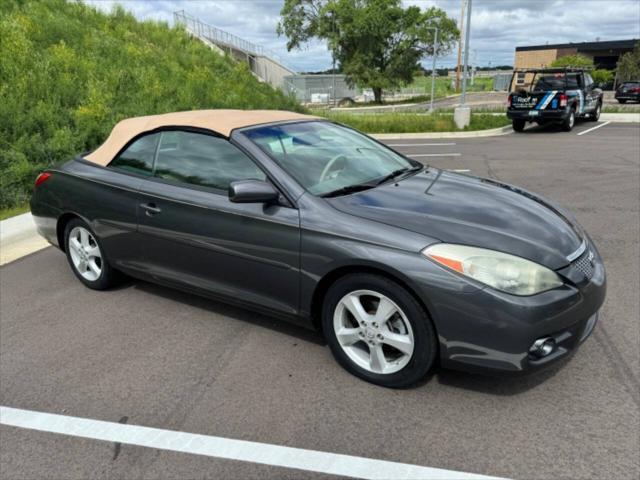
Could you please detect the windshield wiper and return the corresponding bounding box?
[320,182,377,198]
[373,165,423,185]
[320,166,423,198]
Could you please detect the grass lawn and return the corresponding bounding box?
[408,75,493,96]
[316,111,510,134]
[0,204,30,221]
[602,104,640,113]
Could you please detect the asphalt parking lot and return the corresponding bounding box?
[1,121,639,479]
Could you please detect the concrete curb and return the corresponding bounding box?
[600,113,640,122]
[370,125,513,140]
[0,213,49,265]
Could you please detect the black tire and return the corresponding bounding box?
[321,273,437,388]
[617,99,626,104]
[64,218,118,290]
[561,108,576,132]
[589,102,601,122]
[512,119,526,132]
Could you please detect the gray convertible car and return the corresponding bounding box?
[31,109,606,387]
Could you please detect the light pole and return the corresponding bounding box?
[331,10,337,107]
[454,0,472,128]
[429,25,439,113]
[460,0,472,104]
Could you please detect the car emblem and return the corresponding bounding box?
[588,251,595,267]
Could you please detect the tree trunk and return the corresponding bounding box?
[373,87,383,103]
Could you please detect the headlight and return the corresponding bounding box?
[422,244,563,295]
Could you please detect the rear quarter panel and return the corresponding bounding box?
[31,159,144,270]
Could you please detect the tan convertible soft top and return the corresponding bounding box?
[84,109,319,166]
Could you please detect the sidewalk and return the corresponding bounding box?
[0,213,49,265]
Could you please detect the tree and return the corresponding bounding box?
[616,43,640,83]
[278,0,459,103]
[550,54,593,68]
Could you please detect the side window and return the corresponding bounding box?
[109,133,159,176]
[584,74,594,88]
[154,131,266,191]
[565,74,578,89]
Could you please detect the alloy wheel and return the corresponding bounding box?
[68,226,102,281]
[333,290,415,374]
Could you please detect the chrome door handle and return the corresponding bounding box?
[141,203,161,216]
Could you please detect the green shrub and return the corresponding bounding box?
[591,69,614,85]
[0,0,302,210]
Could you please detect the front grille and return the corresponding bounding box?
[572,249,595,280]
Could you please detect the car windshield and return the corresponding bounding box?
[244,121,418,196]
[532,73,580,91]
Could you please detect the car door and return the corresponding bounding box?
[583,73,598,112]
[97,132,161,271]
[136,129,301,316]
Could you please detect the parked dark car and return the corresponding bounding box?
[615,81,640,103]
[507,68,603,132]
[30,110,606,387]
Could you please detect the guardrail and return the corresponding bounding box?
[173,10,297,74]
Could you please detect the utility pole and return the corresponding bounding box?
[460,0,472,104]
[455,0,466,91]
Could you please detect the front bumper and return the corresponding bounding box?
[507,108,570,122]
[615,93,640,101]
[417,244,606,376]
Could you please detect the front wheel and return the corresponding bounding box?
[64,218,118,290]
[562,109,576,131]
[589,102,601,121]
[322,274,437,388]
[617,99,626,104]
[512,119,526,132]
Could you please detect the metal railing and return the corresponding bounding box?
[173,10,297,74]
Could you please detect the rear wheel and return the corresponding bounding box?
[589,102,601,121]
[512,119,526,132]
[64,218,118,290]
[617,99,626,104]
[562,108,576,131]
[322,273,437,388]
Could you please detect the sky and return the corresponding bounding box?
[85,0,640,72]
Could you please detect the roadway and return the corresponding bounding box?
[1,121,638,479]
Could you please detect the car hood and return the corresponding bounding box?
[328,169,584,270]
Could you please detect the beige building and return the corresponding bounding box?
[514,39,637,70]
[512,39,637,88]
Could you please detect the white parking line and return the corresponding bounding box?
[408,153,462,158]
[386,143,456,147]
[577,121,611,136]
[0,406,506,480]
[450,169,471,172]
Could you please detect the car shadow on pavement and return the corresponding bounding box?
[522,122,587,134]
[123,278,569,395]
[434,357,571,395]
[131,279,326,346]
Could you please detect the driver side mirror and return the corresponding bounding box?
[228,180,279,204]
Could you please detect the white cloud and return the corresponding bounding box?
[85,0,640,71]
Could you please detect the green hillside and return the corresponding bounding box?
[0,0,302,211]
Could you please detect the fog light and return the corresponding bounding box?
[529,337,556,358]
